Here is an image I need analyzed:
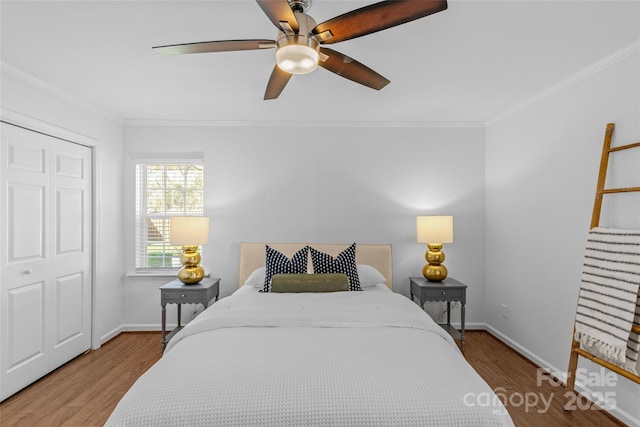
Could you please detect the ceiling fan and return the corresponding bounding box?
[153,0,447,100]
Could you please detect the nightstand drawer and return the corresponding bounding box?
[163,291,208,305]
[420,288,464,301]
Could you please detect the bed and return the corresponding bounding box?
[107,243,513,426]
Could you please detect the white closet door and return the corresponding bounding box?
[0,123,92,401]
[48,138,92,368]
[1,124,50,398]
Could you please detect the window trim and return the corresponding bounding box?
[134,158,204,273]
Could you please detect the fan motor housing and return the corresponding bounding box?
[275,34,319,54]
[274,11,319,51]
[274,12,319,55]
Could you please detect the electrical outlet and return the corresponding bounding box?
[501,304,509,319]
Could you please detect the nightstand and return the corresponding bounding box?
[409,276,467,351]
[160,277,220,350]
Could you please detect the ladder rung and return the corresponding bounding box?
[609,141,640,152]
[600,186,640,194]
[573,347,640,384]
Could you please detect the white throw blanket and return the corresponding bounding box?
[107,290,513,426]
[165,291,452,353]
[575,227,640,374]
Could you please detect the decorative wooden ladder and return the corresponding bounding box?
[566,123,640,405]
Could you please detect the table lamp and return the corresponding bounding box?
[170,216,209,284]
[416,215,453,282]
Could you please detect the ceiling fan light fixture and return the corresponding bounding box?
[276,44,318,74]
[275,34,319,75]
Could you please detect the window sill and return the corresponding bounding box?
[125,272,211,279]
[125,272,178,278]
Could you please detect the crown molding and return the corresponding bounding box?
[485,38,640,127]
[123,119,485,128]
[1,62,122,125]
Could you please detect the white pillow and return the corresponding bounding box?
[244,267,266,287]
[357,264,386,287]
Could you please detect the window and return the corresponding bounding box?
[135,161,204,271]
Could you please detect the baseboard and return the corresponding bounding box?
[484,324,639,427]
[122,324,162,332]
[484,324,558,370]
[98,325,123,348]
[452,322,485,330]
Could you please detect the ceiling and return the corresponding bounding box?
[1,1,638,124]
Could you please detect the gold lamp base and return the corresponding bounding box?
[422,243,448,282]
[177,245,205,284]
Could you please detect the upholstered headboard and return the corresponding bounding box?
[238,243,393,289]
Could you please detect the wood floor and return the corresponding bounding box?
[0,332,161,427]
[0,331,624,426]
[463,331,623,427]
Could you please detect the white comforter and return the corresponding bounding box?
[107,288,513,426]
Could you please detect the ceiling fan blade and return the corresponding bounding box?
[312,0,447,44]
[153,40,275,55]
[264,65,293,100]
[318,48,390,90]
[256,0,299,33]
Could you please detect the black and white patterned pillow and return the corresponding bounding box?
[263,245,309,292]
[310,243,361,291]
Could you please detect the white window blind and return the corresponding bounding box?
[135,162,204,271]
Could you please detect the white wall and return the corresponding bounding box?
[485,42,640,425]
[121,124,486,329]
[4,19,637,424]
[0,68,125,347]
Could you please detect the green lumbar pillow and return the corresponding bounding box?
[270,273,350,293]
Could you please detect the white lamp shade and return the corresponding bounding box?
[170,216,209,246]
[416,216,453,244]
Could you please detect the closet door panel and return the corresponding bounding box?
[48,139,92,369]
[6,141,45,173]
[1,124,50,399]
[55,273,84,345]
[4,282,48,396]
[7,282,46,368]
[8,184,45,261]
[56,188,83,253]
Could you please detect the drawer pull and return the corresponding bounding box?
[24,269,32,275]
[442,292,446,295]
[181,294,185,298]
